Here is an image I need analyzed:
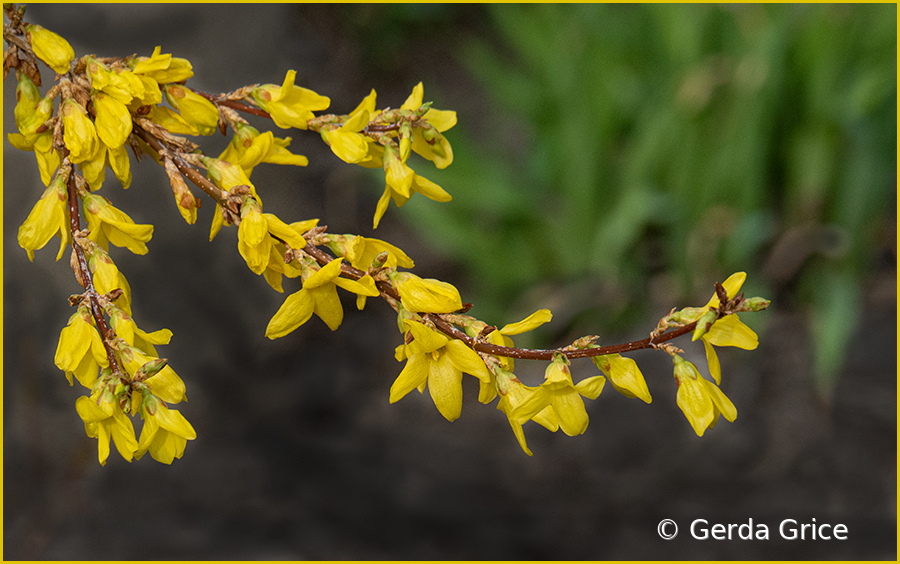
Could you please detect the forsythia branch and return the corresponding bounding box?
[5,3,770,463]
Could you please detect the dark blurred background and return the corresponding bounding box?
[4,4,896,560]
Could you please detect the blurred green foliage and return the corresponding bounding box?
[399,3,896,391]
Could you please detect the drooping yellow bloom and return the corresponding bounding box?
[266,258,379,337]
[673,354,737,437]
[92,91,133,149]
[510,354,605,437]
[130,46,194,84]
[75,394,138,465]
[219,122,308,177]
[324,96,374,163]
[494,368,559,456]
[119,344,187,404]
[163,84,219,136]
[80,142,107,191]
[135,402,196,464]
[393,272,462,314]
[26,24,75,74]
[10,74,59,185]
[147,106,199,135]
[237,207,271,275]
[14,73,53,137]
[400,82,457,169]
[237,208,307,275]
[54,304,108,388]
[86,56,146,105]
[82,193,154,254]
[17,171,70,261]
[373,165,450,228]
[202,156,259,199]
[390,320,491,422]
[591,353,652,403]
[258,218,318,292]
[87,242,134,314]
[61,99,100,163]
[699,272,759,385]
[251,70,330,129]
[343,235,414,270]
[106,306,172,357]
[107,143,132,189]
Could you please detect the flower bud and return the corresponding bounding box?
[672,354,700,385]
[26,24,74,74]
[691,309,719,341]
[61,98,99,163]
[741,297,771,312]
[392,271,462,314]
[134,357,168,381]
[544,353,573,388]
[668,306,705,325]
[141,389,160,416]
[164,84,219,136]
[130,46,193,84]
[92,91,133,148]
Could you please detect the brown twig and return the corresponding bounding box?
[132,123,228,206]
[63,161,126,381]
[193,89,272,119]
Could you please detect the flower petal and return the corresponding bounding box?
[266,288,315,339]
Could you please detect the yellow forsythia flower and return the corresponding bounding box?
[146,106,198,135]
[82,192,154,254]
[393,272,462,314]
[135,403,196,464]
[130,46,194,84]
[373,146,450,229]
[266,258,379,336]
[14,73,53,137]
[106,306,172,357]
[202,156,259,198]
[251,69,330,130]
[511,355,605,437]
[495,369,559,456]
[324,104,372,164]
[119,344,187,404]
[260,219,318,293]
[54,304,108,388]
[26,24,75,74]
[390,320,491,422]
[673,354,737,437]
[237,207,271,275]
[699,272,759,384]
[107,143,132,189]
[86,57,146,105]
[163,84,219,136]
[219,122,308,178]
[61,99,100,163]
[17,171,70,261]
[92,91,133,149]
[75,393,138,465]
[401,82,457,169]
[344,235,414,271]
[85,241,134,314]
[591,353,652,403]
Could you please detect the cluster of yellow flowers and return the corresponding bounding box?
[6,6,769,465]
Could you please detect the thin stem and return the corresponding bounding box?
[64,166,126,380]
[297,240,701,362]
[132,123,228,206]
[193,89,272,119]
